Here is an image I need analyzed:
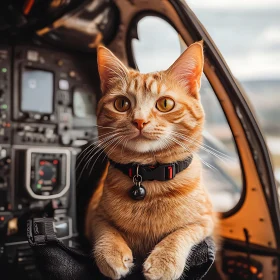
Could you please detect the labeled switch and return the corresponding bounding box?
[59,79,69,90]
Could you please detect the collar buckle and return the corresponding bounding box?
[140,163,176,181]
[165,163,176,180]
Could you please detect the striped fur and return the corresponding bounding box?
[86,42,216,280]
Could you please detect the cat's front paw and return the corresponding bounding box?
[143,246,187,280]
[94,242,134,279]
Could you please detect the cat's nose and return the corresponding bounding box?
[132,119,149,130]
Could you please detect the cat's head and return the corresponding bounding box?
[96,42,205,163]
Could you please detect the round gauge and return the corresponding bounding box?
[36,160,58,188]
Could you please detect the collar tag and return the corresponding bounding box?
[129,165,146,200]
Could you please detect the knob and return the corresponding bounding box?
[60,134,71,146]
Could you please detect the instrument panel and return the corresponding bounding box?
[0,44,99,279]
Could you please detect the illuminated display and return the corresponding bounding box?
[21,68,54,114]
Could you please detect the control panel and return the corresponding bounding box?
[0,44,99,279]
[0,47,11,144]
[0,44,99,226]
[12,46,97,146]
[0,145,11,212]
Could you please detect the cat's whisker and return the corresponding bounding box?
[76,133,122,171]
[158,138,166,153]
[77,134,116,161]
[76,143,103,171]
[105,136,125,161]
[121,137,129,158]
[76,149,102,185]
[86,135,119,168]
[175,129,234,161]
[167,135,217,171]
[77,141,96,159]
[102,135,124,162]
[173,131,232,163]
[76,134,122,183]
[123,138,129,157]
[161,138,171,155]
[77,130,123,159]
[89,136,124,175]
[77,137,117,184]
[176,137,218,172]
[76,144,108,183]
[90,142,116,176]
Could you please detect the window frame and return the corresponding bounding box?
[121,0,280,251]
[125,11,246,218]
[169,0,280,234]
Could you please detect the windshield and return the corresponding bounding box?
[187,0,280,182]
[131,16,243,212]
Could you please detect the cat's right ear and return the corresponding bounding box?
[97,46,128,94]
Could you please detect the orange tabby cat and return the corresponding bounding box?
[85,41,215,280]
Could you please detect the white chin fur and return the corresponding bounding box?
[126,138,165,153]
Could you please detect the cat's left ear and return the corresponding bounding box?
[97,46,128,94]
[166,41,204,98]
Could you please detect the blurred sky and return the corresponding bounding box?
[186,0,280,80]
[186,0,280,181]
[134,5,280,80]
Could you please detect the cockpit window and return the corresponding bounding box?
[129,15,243,212]
[188,0,280,184]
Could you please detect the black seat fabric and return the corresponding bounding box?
[27,218,215,280]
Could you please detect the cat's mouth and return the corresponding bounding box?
[130,130,160,141]
[131,133,149,140]
[124,130,168,153]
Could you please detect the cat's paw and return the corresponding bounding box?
[94,242,134,279]
[143,247,187,280]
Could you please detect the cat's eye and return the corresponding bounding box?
[156,97,175,112]
[114,97,131,112]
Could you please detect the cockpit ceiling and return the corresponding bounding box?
[0,0,120,52]
[37,0,120,52]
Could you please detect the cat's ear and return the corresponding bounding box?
[166,41,204,98]
[97,46,128,94]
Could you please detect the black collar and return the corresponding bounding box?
[109,155,193,182]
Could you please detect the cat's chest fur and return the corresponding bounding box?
[97,163,207,258]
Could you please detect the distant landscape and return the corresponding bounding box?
[192,8,280,181]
